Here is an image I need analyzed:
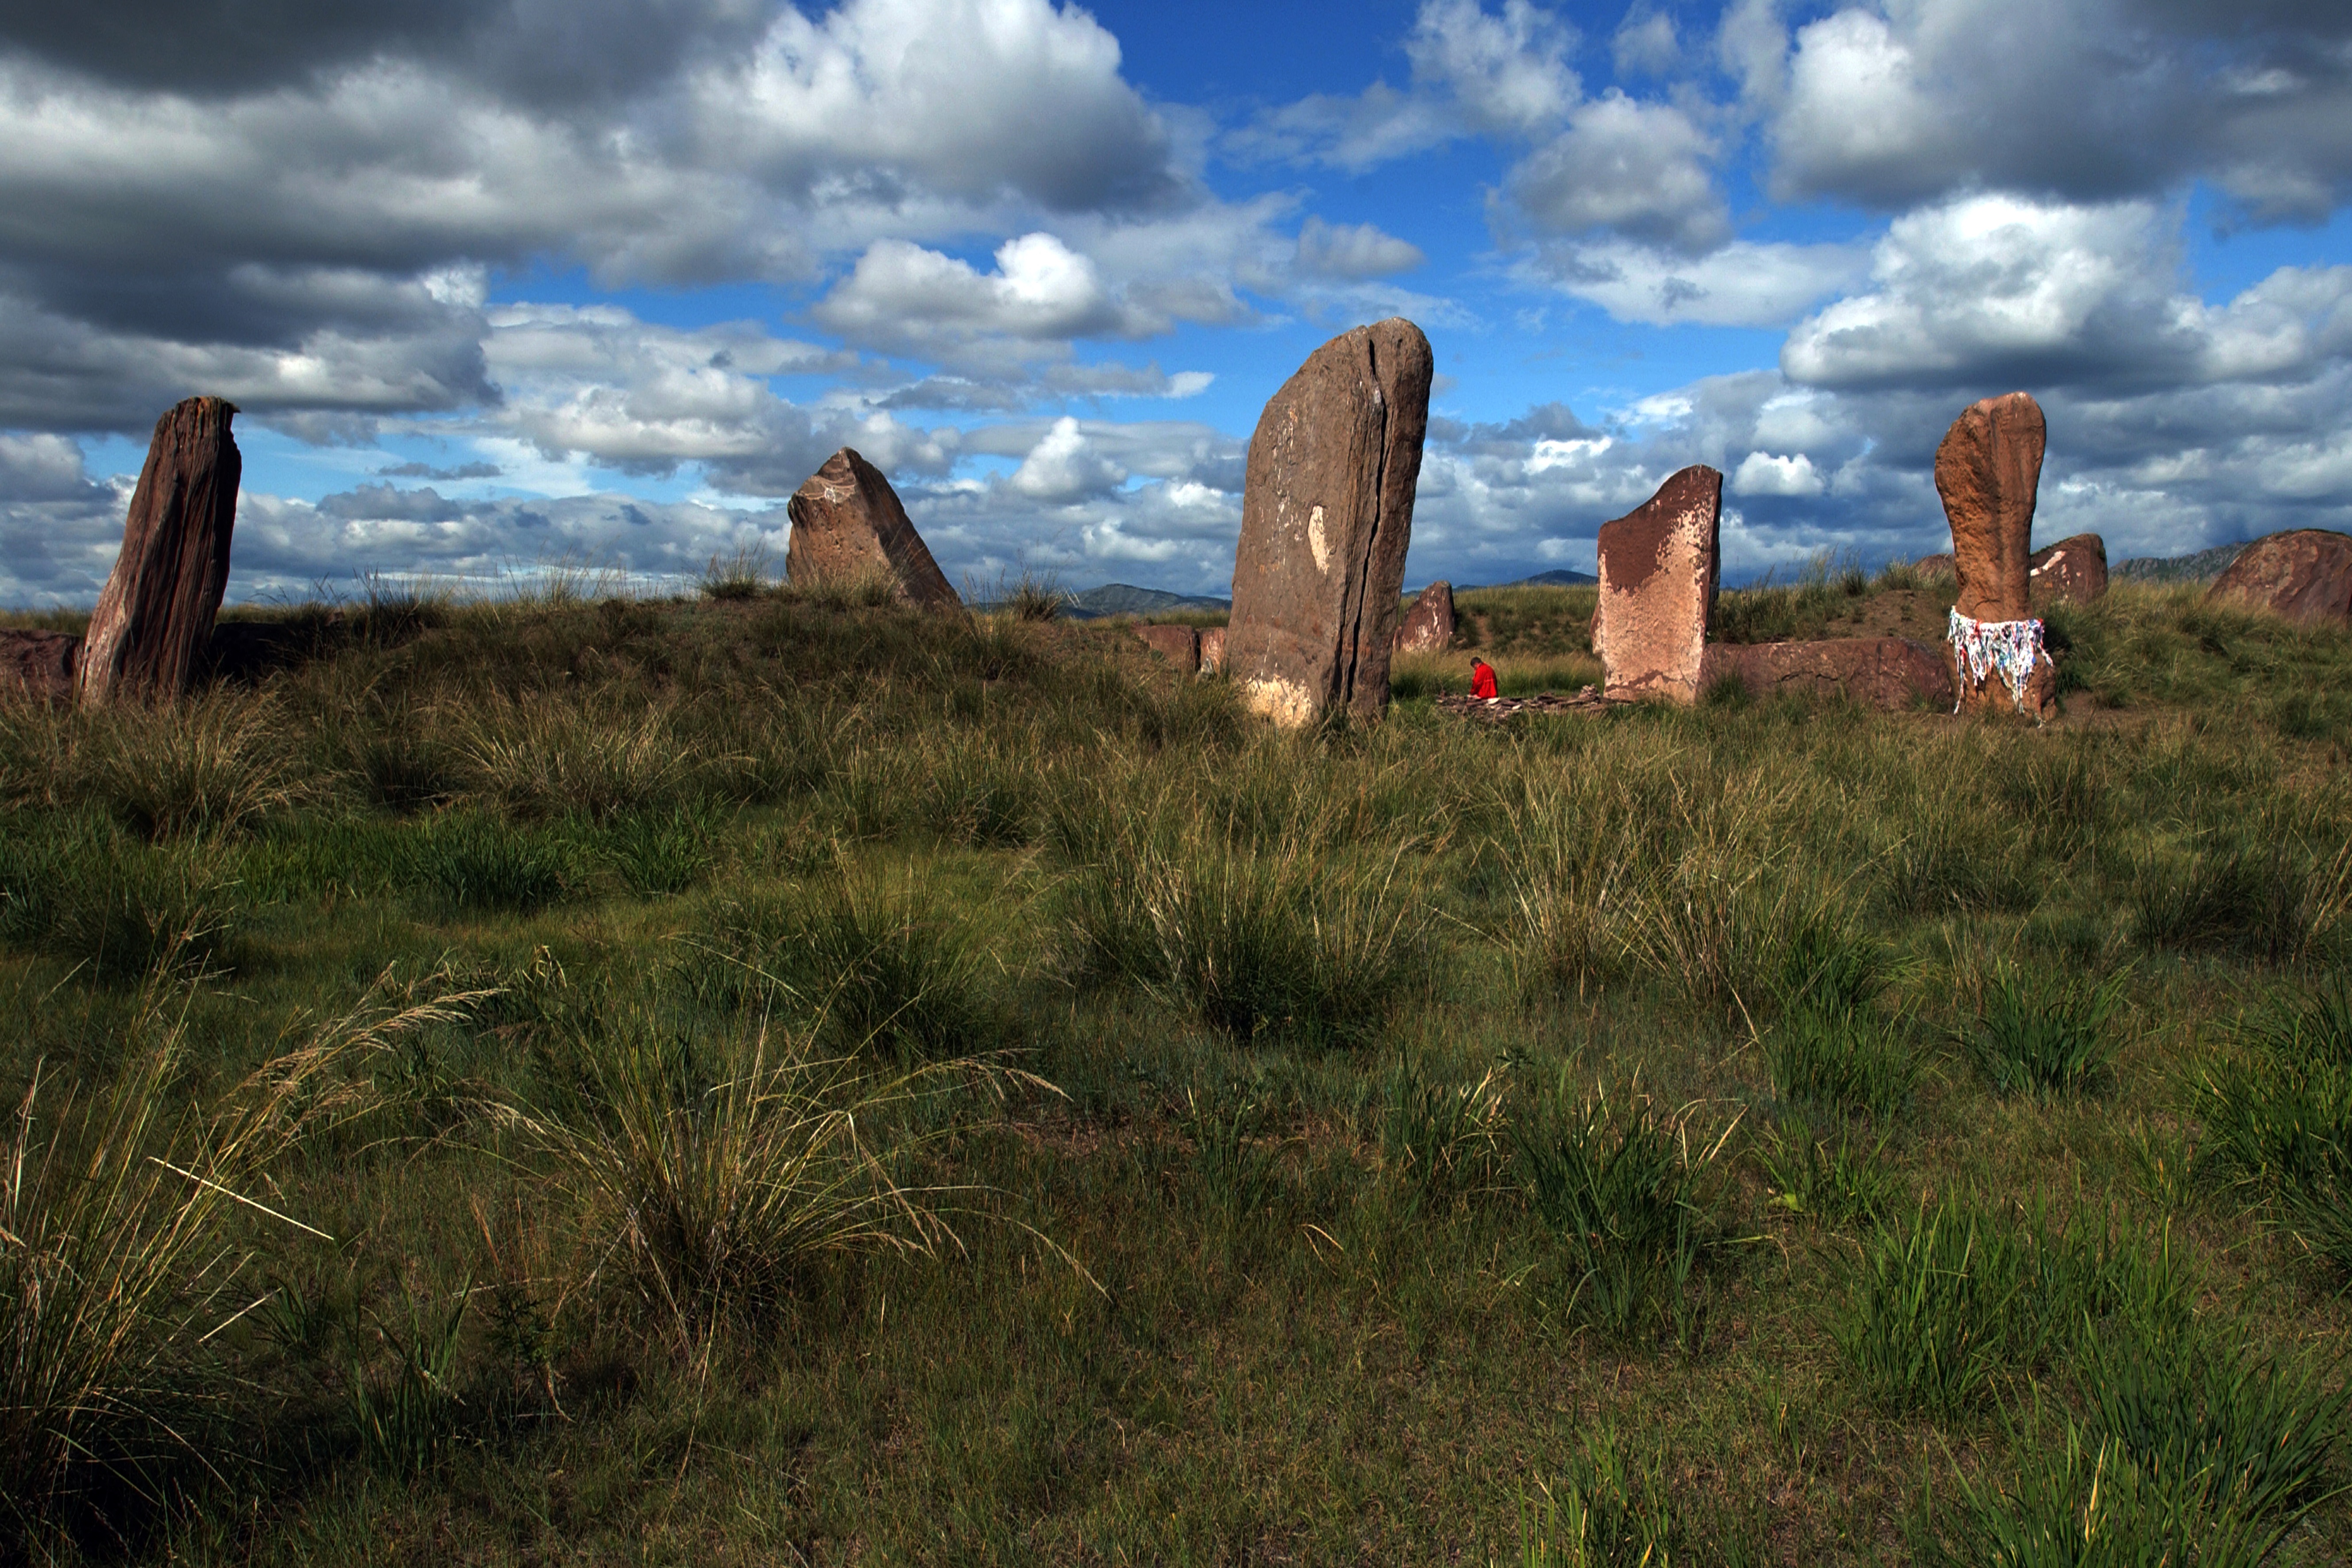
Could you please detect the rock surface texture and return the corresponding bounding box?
[1198,627,1225,675]
[1591,466,1722,704]
[1913,553,1956,579]
[1393,580,1456,654]
[1133,623,1201,673]
[1224,319,1432,727]
[0,629,79,701]
[1699,638,1954,711]
[1935,393,2054,716]
[785,448,962,611]
[2204,530,2352,625]
[2029,533,2107,605]
[77,397,242,705]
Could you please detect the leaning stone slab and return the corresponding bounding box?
[2204,529,2352,625]
[1935,393,2053,715]
[1224,318,1432,727]
[785,447,962,611]
[0,629,79,702]
[1393,580,1456,654]
[1198,626,1226,675]
[1591,466,1722,704]
[1134,623,1201,673]
[2029,533,2107,606]
[77,397,242,705]
[1698,637,1954,710]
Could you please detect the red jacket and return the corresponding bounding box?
[1470,662,1498,699]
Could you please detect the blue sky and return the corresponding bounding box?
[1,0,2348,604]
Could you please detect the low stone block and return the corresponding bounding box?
[1592,466,1722,704]
[1699,637,1954,710]
[2204,529,2352,625]
[2029,533,2107,605]
[1134,623,1201,673]
[0,629,79,702]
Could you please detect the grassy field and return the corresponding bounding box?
[3,573,2351,1564]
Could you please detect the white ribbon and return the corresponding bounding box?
[1947,608,2045,713]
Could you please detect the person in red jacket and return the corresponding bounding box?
[1470,657,1499,699]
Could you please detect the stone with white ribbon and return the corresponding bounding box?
[1947,608,2046,713]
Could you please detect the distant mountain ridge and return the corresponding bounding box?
[2113,544,2245,584]
[1004,572,1600,620]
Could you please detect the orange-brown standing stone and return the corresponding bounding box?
[1225,319,1431,727]
[2204,529,2352,624]
[1393,580,1456,654]
[1591,466,1721,704]
[77,397,241,705]
[1935,393,2053,714]
[785,447,962,611]
[1199,626,1226,674]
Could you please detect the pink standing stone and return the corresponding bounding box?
[1592,466,1721,705]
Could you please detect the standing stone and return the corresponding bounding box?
[77,397,241,705]
[1199,626,1226,675]
[1224,319,1432,727]
[1591,466,1722,704]
[2204,530,2352,625]
[1393,580,1456,654]
[2029,533,2107,605]
[1133,623,1201,673]
[1935,393,2053,714]
[785,448,962,611]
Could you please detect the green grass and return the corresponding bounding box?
[1,582,2350,1563]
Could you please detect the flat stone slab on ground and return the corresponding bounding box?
[1435,687,1609,721]
[1700,637,1955,710]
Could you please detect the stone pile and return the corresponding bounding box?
[1393,580,1455,654]
[77,397,243,705]
[2205,529,2352,624]
[1224,318,1432,727]
[785,448,962,611]
[1591,466,1721,704]
[1935,392,2055,717]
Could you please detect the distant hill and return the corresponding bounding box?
[1494,568,1599,587]
[2114,544,2245,584]
[1028,583,1230,620]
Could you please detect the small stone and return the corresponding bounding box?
[1393,580,1456,654]
[1199,626,1226,675]
[1698,637,1954,710]
[1134,623,1201,673]
[785,448,962,611]
[0,629,79,702]
[1592,466,1722,704]
[2029,533,2107,605]
[1225,318,1432,727]
[77,396,242,705]
[2203,529,2352,625]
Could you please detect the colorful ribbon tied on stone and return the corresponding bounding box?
[1946,608,2046,713]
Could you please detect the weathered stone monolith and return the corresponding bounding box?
[1134,623,1201,673]
[2029,533,2107,606]
[785,448,962,611]
[1224,318,1432,727]
[2204,529,2352,625]
[1935,393,2054,715]
[76,397,241,705]
[1393,580,1456,654]
[1591,466,1721,704]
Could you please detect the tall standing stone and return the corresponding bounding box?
[1393,580,1456,654]
[785,448,962,611]
[1935,392,2054,714]
[1591,466,1722,704]
[1224,319,1432,727]
[76,397,241,705]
